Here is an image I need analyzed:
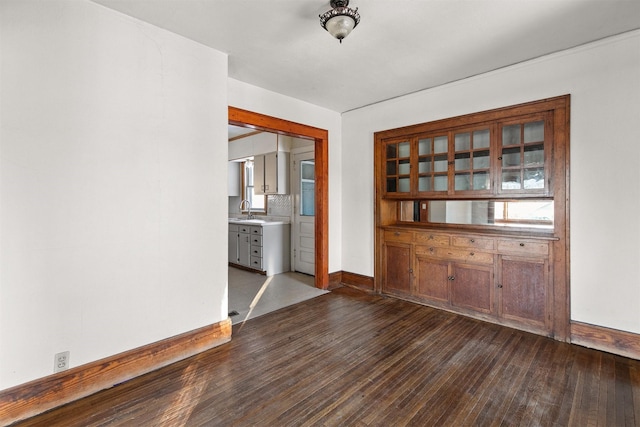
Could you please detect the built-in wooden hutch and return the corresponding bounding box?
[375,96,570,340]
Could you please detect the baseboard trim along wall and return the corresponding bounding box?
[571,321,640,360]
[332,270,375,292]
[0,318,232,425]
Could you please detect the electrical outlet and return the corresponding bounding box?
[54,351,70,373]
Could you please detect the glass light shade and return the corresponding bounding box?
[325,15,356,41]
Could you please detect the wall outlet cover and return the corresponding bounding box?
[54,351,70,373]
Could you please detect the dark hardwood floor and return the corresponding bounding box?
[12,287,640,426]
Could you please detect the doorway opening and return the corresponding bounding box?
[228,106,329,290]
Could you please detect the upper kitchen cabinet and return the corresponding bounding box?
[228,161,241,197]
[378,110,553,199]
[254,151,289,195]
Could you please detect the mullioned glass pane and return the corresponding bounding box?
[524,121,544,143]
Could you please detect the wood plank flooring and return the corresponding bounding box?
[11,287,640,426]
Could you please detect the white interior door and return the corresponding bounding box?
[292,151,315,275]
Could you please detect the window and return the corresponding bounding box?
[300,160,315,216]
[242,159,266,213]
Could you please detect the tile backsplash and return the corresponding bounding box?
[228,194,292,219]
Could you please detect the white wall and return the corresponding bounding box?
[228,79,343,273]
[0,0,229,389]
[342,31,640,334]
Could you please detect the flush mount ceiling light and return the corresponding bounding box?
[319,0,360,43]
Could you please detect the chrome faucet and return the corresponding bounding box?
[239,199,254,219]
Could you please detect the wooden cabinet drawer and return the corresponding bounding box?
[415,245,493,265]
[435,247,494,264]
[384,230,413,243]
[414,232,450,247]
[451,236,495,251]
[498,239,549,256]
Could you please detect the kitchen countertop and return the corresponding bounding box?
[228,218,289,226]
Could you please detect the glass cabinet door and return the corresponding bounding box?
[385,140,411,194]
[453,128,491,193]
[417,135,449,193]
[499,117,548,194]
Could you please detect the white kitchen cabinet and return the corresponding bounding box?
[228,224,239,262]
[229,224,252,267]
[228,161,241,197]
[229,221,290,275]
[254,152,289,195]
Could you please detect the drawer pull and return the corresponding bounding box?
[429,247,434,252]
[470,239,475,243]
[429,235,434,239]
[519,243,525,247]
[448,275,455,281]
[497,284,503,288]
[394,232,400,236]
[470,252,475,256]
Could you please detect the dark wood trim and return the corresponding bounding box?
[328,271,343,290]
[341,271,375,292]
[228,262,267,275]
[571,321,640,360]
[229,107,330,290]
[327,271,375,292]
[0,319,232,425]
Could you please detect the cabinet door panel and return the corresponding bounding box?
[228,231,239,263]
[238,232,251,266]
[383,242,412,296]
[415,255,449,302]
[500,257,548,327]
[450,264,493,314]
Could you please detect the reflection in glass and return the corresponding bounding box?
[524,168,545,189]
[502,147,520,166]
[524,145,544,166]
[524,121,544,143]
[424,200,553,229]
[419,138,431,155]
[398,177,410,192]
[398,141,410,157]
[434,155,448,172]
[434,136,448,153]
[502,172,521,189]
[434,175,447,191]
[455,133,471,151]
[503,125,521,146]
[474,151,490,169]
[455,153,471,170]
[473,172,490,189]
[474,129,490,148]
[300,160,315,216]
[418,176,430,192]
[418,159,431,173]
[455,173,470,191]
[398,159,411,175]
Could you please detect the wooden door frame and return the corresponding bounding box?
[229,107,329,289]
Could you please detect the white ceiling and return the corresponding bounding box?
[92,0,640,113]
